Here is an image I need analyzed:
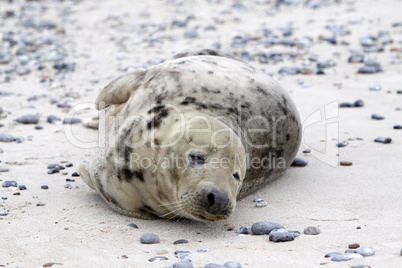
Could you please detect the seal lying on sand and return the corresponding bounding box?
[78,49,301,222]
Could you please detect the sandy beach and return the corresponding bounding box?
[1,0,401,267]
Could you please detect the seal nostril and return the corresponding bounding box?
[207,193,215,207]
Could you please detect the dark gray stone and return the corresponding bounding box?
[394,125,402,129]
[291,158,307,167]
[251,222,285,235]
[47,115,61,123]
[303,226,320,235]
[371,114,385,120]
[0,133,16,142]
[41,185,49,189]
[2,181,17,187]
[354,100,364,107]
[0,209,7,216]
[205,264,225,268]
[18,185,27,190]
[224,261,242,268]
[278,66,302,75]
[16,114,39,124]
[355,246,375,256]
[339,102,354,107]
[236,226,249,234]
[174,239,189,245]
[127,223,138,228]
[324,252,341,258]
[63,118,82,124]
[331,253,364,262]
[148,256,168,262]
[171,260,193,268]
[336,141,348,147]
[140,233,160,244]
[269,230,295,242]
[374,137,392,144]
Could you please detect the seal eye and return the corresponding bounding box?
[233,172,240,181]
[188,152,206,168]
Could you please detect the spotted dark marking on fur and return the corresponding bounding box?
[227,107,239,115]
[147,106,171,130]
[286,133,291,141]
[255,86,267,96]
[134,170,144,182]
[147,104,166,114]
[155,93,166,104]
[201,59,218,65]
[181,96,196,105]
[118,167,134,182]
[168,70,181,82]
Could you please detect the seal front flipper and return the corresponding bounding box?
[95,68,146,110]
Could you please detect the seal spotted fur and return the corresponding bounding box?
[79,48,301,222]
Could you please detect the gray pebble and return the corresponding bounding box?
[174,239,189,245]
[269,230,295,242]
[355,246,375,256]
[2,181,17,187]
[331,253,364,262]
[18,185,27,190]
[374,137,392,144]
[127,223,138,228]
[325,252,341,258]
[171,260,193,268]
[63,118,82,124]
[16,65,31,76]
[148,256,168,262]
[15,136,25,143]
[66,178,75,182]
[224,261,242,268]
[303,149,311,153]
[348,54,366,63]
[394,125,402,129]
[36,202,46,206]
[255,202,268,207]
[0,166,9,172]
[354,99,364,107]
[291,157,308,167]
[351,265,371,268]
[358,66,379,74]
[16,114,39,124]
[336,141,348,147]
[400,249,402,256]
[0,209,7,216]
[140,233,160,244]
[41,185,49,189]
[64,184,73,189]
[47,115,61,123]
[197,248,210,252]
[251,222,285,235]
[369,85,381,91]
[345,249,357,253]
[278,66,302,75]
[0,133,16,142]
[184,30,198,38]
[205,264,225,268]
[339,102,354,107]
[253,198,264,202]
[371,113,385,120]
[35,125,43,130]
[317,61,336,69]
[303,226,320,235]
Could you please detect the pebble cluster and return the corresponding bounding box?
[324,245,375,265]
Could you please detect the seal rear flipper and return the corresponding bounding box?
[95,68,146,110]
[78,163,95,190]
